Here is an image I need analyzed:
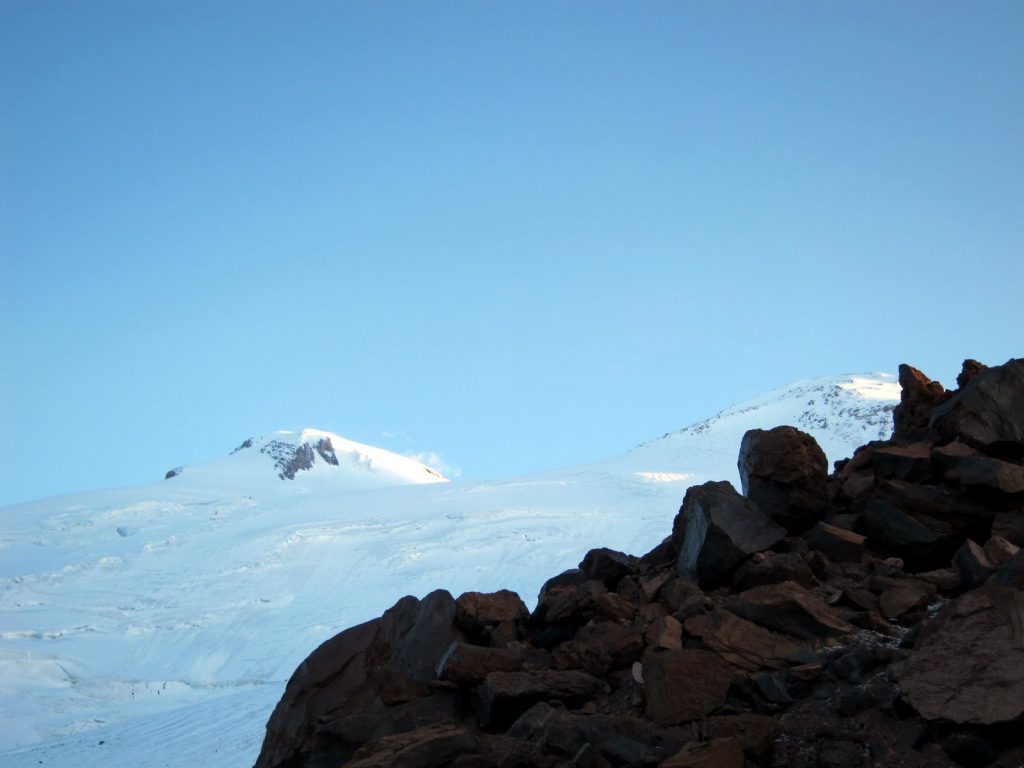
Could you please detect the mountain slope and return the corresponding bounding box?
[0,373,898,766]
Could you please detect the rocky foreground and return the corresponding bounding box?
[254,358,1024,768]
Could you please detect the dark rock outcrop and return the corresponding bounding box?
[672,481,785,589]
[738,425,829,533]
[256,356,1024,768]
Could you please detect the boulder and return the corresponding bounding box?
[673,481,786,589]
[953,540,996,590]
[901,587,1024,724]
[255,619,379,768]
[369,590,461,682]
[860,499,949,572]
[957,359,989,389]
[726,581,852,641]
[806,522,865,564]
[930,358,1024,456]
[436,642,527,685]
[579,548,637,589]
[732,551,817,590]
[683,609,797,670]
[872,442,933,483]
[455,590,529,638]
[993,548,1024,589]
[992,509,1024,546]
[738,426,829,533]
[345,723,476,768]
[892,364,950,441]
[642,648,734,726]
[478,669,607,729]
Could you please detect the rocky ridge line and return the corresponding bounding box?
[254,357,1024,768]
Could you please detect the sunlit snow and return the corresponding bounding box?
[0,373,898,767]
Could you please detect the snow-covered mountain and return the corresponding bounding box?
[0,372,899,767]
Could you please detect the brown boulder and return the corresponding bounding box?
[368,590,461,682]
[478,669,607,729]
[806,522,865,564]
[254,619,378,768]
[345,723,476,767]
[683,609,797,671]
[872,442,933,483]
[726,581,853,641]
[642,648,734,726]
[930,358,1024,456]
[738,426,829,534]
[732,551,817,590]
[892,364,950,441]
[673,481,786,589]
[455,590,528,637]
[901,587,1024,724]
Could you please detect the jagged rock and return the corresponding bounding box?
[878,585,929,619]
[595,591,637,622]
[933,441,1024,496]
[478,670,607,729]
[552,641,613,676]
[642,648,734,725]
[436,642,529,685]
[861,499,948,572]
[957,359,989,389]
[892,364,950,441]
[942,733,995,768]
[872,442,933,483]
[930,358,1024,456]
[507,703,683,765]
[345,723,476,767]
[983,535,1019,566]
[900,587,1024,724]
[254,619,379,768]
[683,609,797,670]
[369,590,461,682]
[536,580,606,624]
[726,581,852,641]
[660,737,745,767]
[807,522,865,563]
[455,590,528,641]
[580,548,637,588]
[953,540,996,589]
[992,509,1024,546]
[673,481,786,589]
[732,551,817,590]
[574,620,644,669]
[993,548,1024,589]
[644,614,683,651]
[738,426,829,534]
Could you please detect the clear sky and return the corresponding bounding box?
[1,1,1021,506]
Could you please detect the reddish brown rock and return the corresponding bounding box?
[901,587,1024,724]
[456,590,528,634]
[738,425,829,534]
[478,669,607,729]
[436,642,527,685]
[345,723,477,768]
[878,585,929,619]
[642,648,734,726]
[732,551,817,590]
[726,581,852,641]
[930,358,1024,455]
[644,614,683,651]
[580,547,638,589]
[953,539,996,590]
[673,481,785,589]
[892,364,950,441]
[683,609,797,671]
[807,522,865,563]
[255,619,378,768]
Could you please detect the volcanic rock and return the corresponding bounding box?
[738,426,829,534]
[673,481,785,589]
[726,581,853,641]
[478,669,607,729]
[930,358,1024,456]
[345,723,476,768]
[900,587,1024,724]
[579,547,637,589]
[660,737,745,767]
[683,609,797,670]
[953,540,996,590]
[807,522,865,564]
[892,364,950,441]
[642,648,734,725]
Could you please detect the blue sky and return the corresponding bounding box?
[1,1,1021,505]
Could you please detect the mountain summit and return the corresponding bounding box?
[163,428,448,491]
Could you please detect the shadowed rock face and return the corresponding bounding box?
[738,425,829,534]
[256,357,1024,768]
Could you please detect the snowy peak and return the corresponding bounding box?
[167,428,448,490]
[612,372,900,490]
